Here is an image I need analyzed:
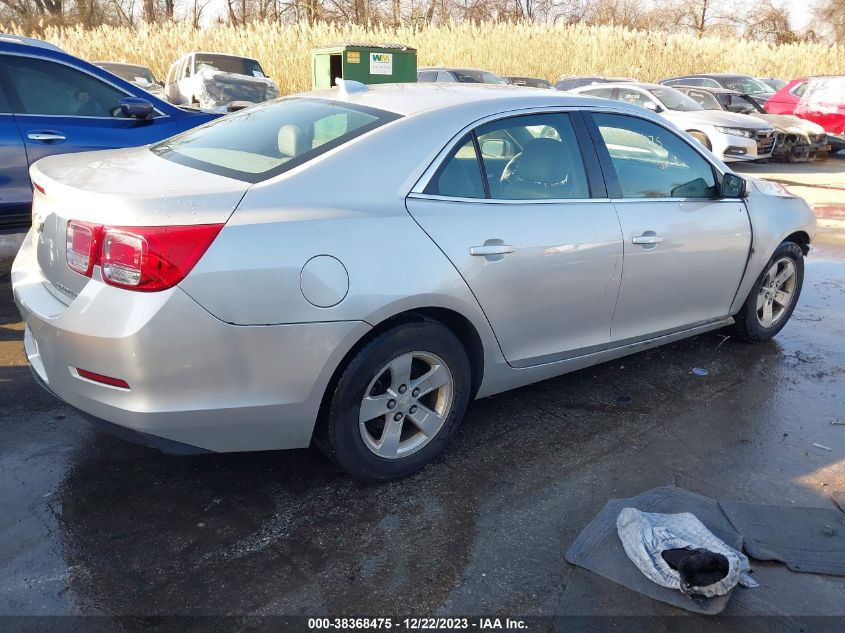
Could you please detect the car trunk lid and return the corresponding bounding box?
[30,145,251,303]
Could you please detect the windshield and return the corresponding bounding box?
[100,63,156,85]
[453,70,508,85]
[647,87,704,112]
[194,54,265,78]
[151,98,399,183]
[723,93,762,113]
[720,76,773,94]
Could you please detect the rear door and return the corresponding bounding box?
[584,111,751,342]
[407,111,624,367]
[0,78,30,225]
[2,54,179,166]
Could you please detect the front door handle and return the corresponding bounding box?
[470,244,515,257]
[28,132,66,143]
[632,232,664,245]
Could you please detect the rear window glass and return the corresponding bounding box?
[151,98,400,183]
[194,54,265,77]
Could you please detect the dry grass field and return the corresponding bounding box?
[7,21,845,94]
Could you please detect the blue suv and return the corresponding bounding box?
[0,35,220,227]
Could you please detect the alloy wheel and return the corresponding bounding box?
[756,257,797,328]
[358,351,454,459]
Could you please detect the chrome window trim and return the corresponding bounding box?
[411,104,728,203]
[407,193,610,205]
[0,51,168,119]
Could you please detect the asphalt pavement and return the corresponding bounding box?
[1,159,844,630]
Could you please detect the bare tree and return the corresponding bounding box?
[815,0,845,41]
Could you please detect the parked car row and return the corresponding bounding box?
[0,34,218,226]
[417,67,845,164]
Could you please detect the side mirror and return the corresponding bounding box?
[481,138,507,158]
[120,97,154,120]
[644,101,664,113]
[721,172,747,198]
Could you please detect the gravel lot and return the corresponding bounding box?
[1,156,844,631]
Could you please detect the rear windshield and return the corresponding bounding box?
[151,98,400,183]
[719,76,773,94]
[453,70,508,85]
[100,63,156,84]
[647,87,703,112]
[194,54,265,77]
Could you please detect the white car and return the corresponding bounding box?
[164,52,279,112]
[571,82,776,162]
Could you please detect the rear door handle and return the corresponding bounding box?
[632,233,664,245]
[470,244,515,256]
[28,132,66,143]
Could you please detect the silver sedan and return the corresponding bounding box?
[12,83,816,480]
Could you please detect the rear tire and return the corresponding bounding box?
[731,241,804,342]
[315,319,471,481]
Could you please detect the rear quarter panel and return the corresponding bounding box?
[179,107,507,381]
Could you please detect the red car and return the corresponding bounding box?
[765,76,845,150]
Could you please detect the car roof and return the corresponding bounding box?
[669,73,755,79]
[0,33,64,52]
[94,61,153,70]
[418,67,496,74]
[674,85,740,95]
[303,82,642,117]
[577,81,664,90]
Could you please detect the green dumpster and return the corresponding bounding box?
[312,43,417,90]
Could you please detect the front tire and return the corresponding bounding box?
[316,319,472,481]
[731,241,804,342]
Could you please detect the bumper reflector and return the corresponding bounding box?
[76,368,130,389]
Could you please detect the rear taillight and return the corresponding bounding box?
[66,223,223,292]
[66,221,102,277]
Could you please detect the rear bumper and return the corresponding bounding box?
[12,231,370,453]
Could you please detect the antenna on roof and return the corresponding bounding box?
[336,78,369,98]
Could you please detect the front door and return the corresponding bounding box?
[585,111,751,343]
[0,55,178,168]
[407,112,624,367]
[0,82,30,225]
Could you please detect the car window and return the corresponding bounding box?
[592,112,717,199]
[617,88,651,107]
[646,87,703,112]
[791,82,807,98]
[4,57,129,118]
[0,80,10,113]
[436,71,457,83]
[151,97,399,183]
[476,113,589,200]
[720,76,772,93]
[725,94,759,114]
[686,89,722,110]
[194,54,265,77]
[424,135,485,198]
[100,63,156,85]
[417,70,436,82]
[581,87,614,98]
[681,78,702,87]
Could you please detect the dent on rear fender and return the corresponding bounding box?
[729,188,816,314]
